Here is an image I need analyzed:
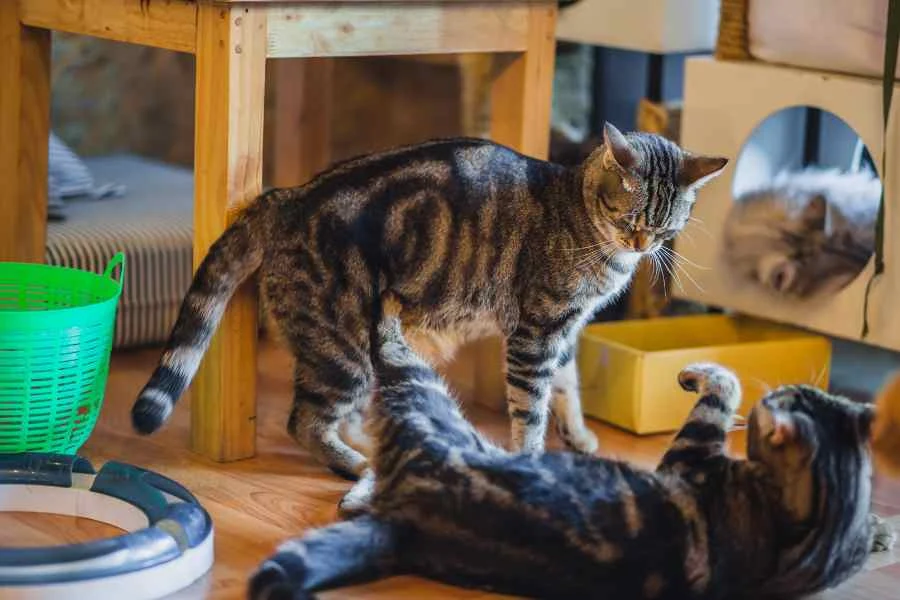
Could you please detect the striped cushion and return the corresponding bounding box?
[46,155,193,349]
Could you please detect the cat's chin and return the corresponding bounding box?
[613,249,645,265]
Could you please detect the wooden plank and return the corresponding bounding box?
[0,4,50,263]
[266,2,530,58]
[19,0,197,54]
[269,58,334,187]
[222,0,527,3]
[467,3,557,411]
[490,4,557,157]
[191,4,267,462]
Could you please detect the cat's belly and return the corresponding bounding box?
[404,315,501,366]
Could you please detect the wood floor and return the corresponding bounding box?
[2,340,899,599]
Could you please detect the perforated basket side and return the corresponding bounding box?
[0,255,124,454]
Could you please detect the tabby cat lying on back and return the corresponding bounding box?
[131,122,727,479]
[723,167,879,297]
[249,296,894,600]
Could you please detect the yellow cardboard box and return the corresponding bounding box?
[577,315,832,434]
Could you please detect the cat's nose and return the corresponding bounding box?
[632,232,650,251]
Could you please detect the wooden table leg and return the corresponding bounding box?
[490,5,557,157]
[469,4,558,411]
[269,58,334,188]
[0,4,50,263]
[191,5,267,461]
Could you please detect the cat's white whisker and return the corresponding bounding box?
[814,362,829,387]
[669,258,705,293]
[661,246,710,272]
[660,257,685,293]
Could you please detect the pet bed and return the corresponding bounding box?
[45,155,193,349]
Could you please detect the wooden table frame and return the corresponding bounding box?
[0,0,558,462]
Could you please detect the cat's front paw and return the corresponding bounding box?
[678,363,741,412]
[560,425,599,455]
[338,470,376,518]
[870,513,896,552]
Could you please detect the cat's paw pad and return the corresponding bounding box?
[870,513,896,552]
[678,363,741,410]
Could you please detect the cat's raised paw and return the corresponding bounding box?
[678,363,741,410]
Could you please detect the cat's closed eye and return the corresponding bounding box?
[614,218,634,232]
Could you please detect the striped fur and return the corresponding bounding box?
[131,123,727,477]
[724,167,879,298]
[249,307,893,600]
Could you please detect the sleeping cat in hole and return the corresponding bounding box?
[249,294,895,600]
[723,167,879,297]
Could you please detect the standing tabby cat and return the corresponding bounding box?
[131,123,727,478]
[249,296,894,600]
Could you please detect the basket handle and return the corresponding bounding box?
[103,252,126,289]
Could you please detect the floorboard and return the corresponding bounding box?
[1,340,897,599]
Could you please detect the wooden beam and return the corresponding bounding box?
[269,59,334,187]
[19,0,197,54]
[0,4,50,263]
[490,4,557,157]
[266,2,529,58]
[219,0,536,3]
[191,4,267,461]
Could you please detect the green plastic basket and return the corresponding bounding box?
[0,253,125,454]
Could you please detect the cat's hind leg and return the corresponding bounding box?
[248,516,398,600]
[264,250,374,479]
[288,361,371,480]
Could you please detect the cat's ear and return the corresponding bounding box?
[602,122,639,173]
[679,154,729,189]
[769,410,819,448]
[769,411,797,447]
[802,194,828,229]
[768,260,797,294]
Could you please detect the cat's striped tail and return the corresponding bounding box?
[131,199,267,435]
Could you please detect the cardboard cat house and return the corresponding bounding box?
[675,57,900,351]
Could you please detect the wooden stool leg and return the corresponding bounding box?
[466,5,558,410]
[191,5,267,461]
[270,58,334,188]
[0,5,50,263]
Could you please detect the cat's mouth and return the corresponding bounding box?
[614,240,661,256]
